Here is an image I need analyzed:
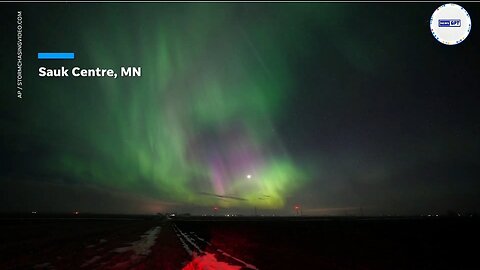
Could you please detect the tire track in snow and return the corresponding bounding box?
[173,224,259,270]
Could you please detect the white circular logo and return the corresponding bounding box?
[430,3,471,45]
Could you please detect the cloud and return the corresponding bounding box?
[198,192,247,201]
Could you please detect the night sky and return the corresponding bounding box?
[1,3,479,215]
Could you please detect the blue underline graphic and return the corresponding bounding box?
[38,52,75,60]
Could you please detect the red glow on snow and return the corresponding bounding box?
[182,253,241,270]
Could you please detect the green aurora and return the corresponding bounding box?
[2,3,480,215]
[30,5,338,209]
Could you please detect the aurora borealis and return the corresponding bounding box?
[74,5,313,209]
[1,3,480,215]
